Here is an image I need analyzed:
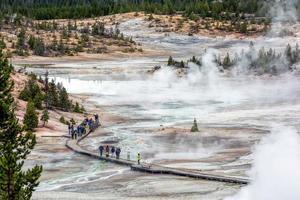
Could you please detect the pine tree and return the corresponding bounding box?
[16,28,27,56]
[33,38,45,56]
[19,75,44,109]
[167,56,173,66]
[23,101,39,131]
[180,60,185,68]
[191,118,199,132]
[33,91,44,110]
[16,29,26,49]
[28,35,36,50]
[47,80,58,108]
[223,53,232,69]
[59,116,66,124]
[40,109,49,127]
[58,87,71,111]
[73,102,81,113]
[285,44,293,64]
[0,50,42,199]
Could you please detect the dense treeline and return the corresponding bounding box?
[19,73,85,113]
[0,0,267,20]
[167,43,300,75]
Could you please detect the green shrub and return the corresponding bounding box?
[70,118,76,125]
[59,116,66,124]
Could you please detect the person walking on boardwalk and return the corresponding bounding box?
[105,145,110,157]
[111,146,116,157]
[116,148,121,159]
[71,129,74,139]
[84,123,88,134]
[83,125,86,134]
[74,130,78,140]
[88,118,94,130]
[80,125,84,136]
[99,145,104,157]
[77,126,80,137]
[85,117,89,124]
[137,153,141,165]
[94,114,100,126]
[68,124,71,135]
[71,124,74,136]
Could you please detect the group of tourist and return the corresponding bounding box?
[98,145,142,164]
[98,145,122,159]
[68,114,100,139]
[67,113,142,165]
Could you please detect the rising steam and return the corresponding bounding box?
[270,0,299,22]
[225,126,300,200]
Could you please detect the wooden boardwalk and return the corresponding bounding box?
[65,126,250,185]
[130,165,249,184]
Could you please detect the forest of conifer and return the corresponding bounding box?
[0,0,271,20]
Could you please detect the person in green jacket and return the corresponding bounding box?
[137,153,141,165]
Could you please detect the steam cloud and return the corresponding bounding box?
[268,0,300,35]
[270,0,299,22]
[225,126,300,200]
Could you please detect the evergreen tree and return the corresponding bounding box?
[33,38,45,56]
[168,56,173,66]
[223,53,232,69]
[0,50,42,199]
[16,28,27,56]
[33,92,44,110]
[92,21,105,36]
[180,60,185,68]
[58,87,71,111]
[23,101,39,131]
[73,102,82,113]
[16,28,26,49]
[40,109,49,127]
[47,80,59,108]
[285,44,293,64]
[292,43,300,64]
[0,0,267,21]
[19,75,44,109]
[59,116,66,124]
[28,35,36,50]
[191,118,199,132]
